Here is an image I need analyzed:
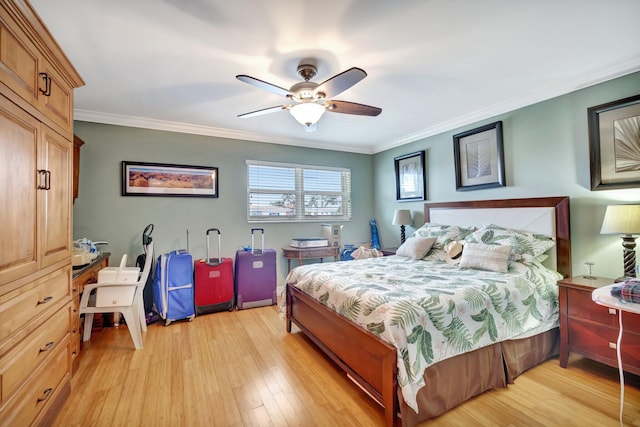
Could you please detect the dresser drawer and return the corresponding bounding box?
[0,303,70,403]
[0,267,71,345]
[0,339,69,427]
[568,320,640,374]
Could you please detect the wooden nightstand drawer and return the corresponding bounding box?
[567,287,620,327]
[568,320,640,374]
[567,287,640,331]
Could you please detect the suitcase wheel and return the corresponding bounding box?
[165,319,172,326]
[188,315,195,322]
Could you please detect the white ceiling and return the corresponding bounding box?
[30,0,640,154]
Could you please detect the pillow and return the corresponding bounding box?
[464,224,555,264]
[459,243,512,272]
[396,237,436,260]
[414,223,477,261]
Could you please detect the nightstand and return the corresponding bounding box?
[557,276,640,375]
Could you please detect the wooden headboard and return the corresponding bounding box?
[424,197,571,278]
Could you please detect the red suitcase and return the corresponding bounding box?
[194,228,234,314]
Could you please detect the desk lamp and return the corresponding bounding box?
[392,209,412,244]
[600,204,640,282]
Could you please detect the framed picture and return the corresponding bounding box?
[122,161,218,197]
[588,94,640,190]
[394,151,426,201]
[453,121,505,191]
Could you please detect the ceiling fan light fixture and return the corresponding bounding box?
[290,102,326,127]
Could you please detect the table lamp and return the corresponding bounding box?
[600,204,640,282]
[392,209,412,244]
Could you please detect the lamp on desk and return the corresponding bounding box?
[392,209,412,244]
[600,204,640,282]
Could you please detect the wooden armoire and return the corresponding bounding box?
[0,0,84,424]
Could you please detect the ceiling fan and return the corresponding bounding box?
[236,62,382,132]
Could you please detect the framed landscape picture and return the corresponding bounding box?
[588,94,640,190]
[453,121,505,191]
[122,161,218,197]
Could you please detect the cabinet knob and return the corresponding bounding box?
[37,296,54,305]
[37,387,53,403]
[39,341,55,353]
[38,72,51,96]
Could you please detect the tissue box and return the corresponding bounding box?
[321,224,342,248]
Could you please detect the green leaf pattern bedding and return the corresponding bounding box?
[284,255,562,412]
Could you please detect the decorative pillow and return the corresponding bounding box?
[396,237,436,260]
[414,223,477,261]
[463,224,555,264]
[459,243,512,273]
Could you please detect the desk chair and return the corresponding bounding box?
[79,242,154,349]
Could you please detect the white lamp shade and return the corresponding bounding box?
[290,103,326,126]
[392,209,412,226]
[600,204,640,235]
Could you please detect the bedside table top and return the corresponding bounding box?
[557,275,614,291]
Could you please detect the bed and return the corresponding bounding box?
[285,197,571,426]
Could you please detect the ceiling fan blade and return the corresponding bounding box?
[314,67,367,99]
[325,100,382,116]
[236,75,293,97]
[238,105,288,118]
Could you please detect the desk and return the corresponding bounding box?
[593,284,640,314]
[555,276,640,372]
[592,283,640,425]
[282,246,340,272]
[71,252,110,375]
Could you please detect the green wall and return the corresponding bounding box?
[72,123,374,286]
[373,71,640,280]
[75,71,640,284]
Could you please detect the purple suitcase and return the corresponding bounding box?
[234,228,277,309]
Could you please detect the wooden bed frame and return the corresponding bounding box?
[285,197,571,426]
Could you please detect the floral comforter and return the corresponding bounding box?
[284,255,563,412]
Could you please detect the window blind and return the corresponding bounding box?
[246,160,351,222]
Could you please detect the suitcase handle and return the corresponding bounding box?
[205,228,222,266]
[250,228,264,255]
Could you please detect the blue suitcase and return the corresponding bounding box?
[153,250,195,325]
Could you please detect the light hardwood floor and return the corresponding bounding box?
[55,305,640,426]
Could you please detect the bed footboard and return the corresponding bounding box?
[286,284,398,427]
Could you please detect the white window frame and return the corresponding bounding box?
[246,160,351,223]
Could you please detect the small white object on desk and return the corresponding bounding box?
[592,282,640,426]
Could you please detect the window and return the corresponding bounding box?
[247,160,351,222]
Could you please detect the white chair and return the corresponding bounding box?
[79,242,154,349]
